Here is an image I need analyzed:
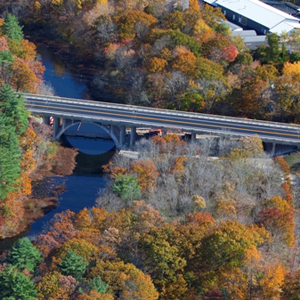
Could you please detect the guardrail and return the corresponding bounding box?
[24,93,300,130]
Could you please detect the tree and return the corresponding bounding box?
[130,160,159,192]
[260,263,285,299]
[36,271,63,299]
[0,264,38,300]
[57,238,98,262]
[189,0,200,11]
[178,90,204,112]
[0,84,29,136]
[88,277,109,295]
[148,57,168,73]
[89,260,159,300]
[114,10,157,39]
[200,5,226,28]
[2,14,23,41]
[112,175,141,204]
[230,77,266,117]
[172,50,197,77]
[8,237,42,273]
[164,11,185,30]
[11,58,38,93]
[282,61,300,79]
[282,270,300,299]
[0,122,21,199]
[198,220,270,290]
[74,207,92,229]
[255,33,288,65]
[138,226,187,288]
[59,250,88,281]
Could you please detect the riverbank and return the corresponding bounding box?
[25,33,98,80]
[0,144,78,240]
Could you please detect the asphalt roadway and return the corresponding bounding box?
[24,94,300,144]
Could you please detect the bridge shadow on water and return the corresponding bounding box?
[61,122,116,173]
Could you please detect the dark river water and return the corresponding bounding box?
[0,44,115,250]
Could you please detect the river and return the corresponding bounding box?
[0,44,115,249]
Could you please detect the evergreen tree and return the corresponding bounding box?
[8,237,42,273]
[59,251,88,281]
[88,277,109,295]
[0,84,29,136]
[0,264,38,300]
[112,175,141,202]
[0,121,21,200]
[0,84,28,200]
[2,14,23,41]
[0,50,15,64]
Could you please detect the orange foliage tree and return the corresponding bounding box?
[130,160,159,192]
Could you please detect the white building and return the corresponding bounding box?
[203,0,300,35]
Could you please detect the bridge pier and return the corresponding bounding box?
[43,116,50,125]
[191,132,196,143]
[52,117,60,140]
[271,142,276,157]
[130,126,136,148]
[120,126,126,146]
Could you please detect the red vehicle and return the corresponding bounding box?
[149,129,162,136]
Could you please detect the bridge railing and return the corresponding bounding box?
[23,93,300,130]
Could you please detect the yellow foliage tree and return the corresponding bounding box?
[57,238,98,262]
[189,0,200,11]
[130,160,159,192]
[283,61,300,79]
[74,207,92,229]
[11,58,37,92]
[172,51,197,77]
[260,263,285,299]
[160,275,188,300]
[89,260,159,300]
[91,207,108,229]
[148,57,168,73]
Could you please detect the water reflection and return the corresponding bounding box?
[63,122,115,155]
[36,44,90,99]
[26,174,109,239]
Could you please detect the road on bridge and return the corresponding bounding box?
[24,94,300,144]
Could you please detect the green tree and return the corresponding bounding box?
[0,50,15,64]
[0,122,21,199]
[0,264,38,300]
[112,175,141,203]
[8,237,42,273]
[255,33,288,66]
[88,277,109,294]
[59,250,88,281]
[2,14,23,41]
[0,84,29,136]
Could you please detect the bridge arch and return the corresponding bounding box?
[55,121,119,148]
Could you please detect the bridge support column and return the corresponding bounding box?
[191,132,196,143]
[271,142,276,157]
[130,126,136,148]
[52,117,60,140]
[119,125,126,147]
[43,116,50,125]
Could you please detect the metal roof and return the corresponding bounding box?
[232,29,257,36]
[215,0,300,29]
[223,20,243,31]
[270,21,300,33]
[261,1,300,17]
